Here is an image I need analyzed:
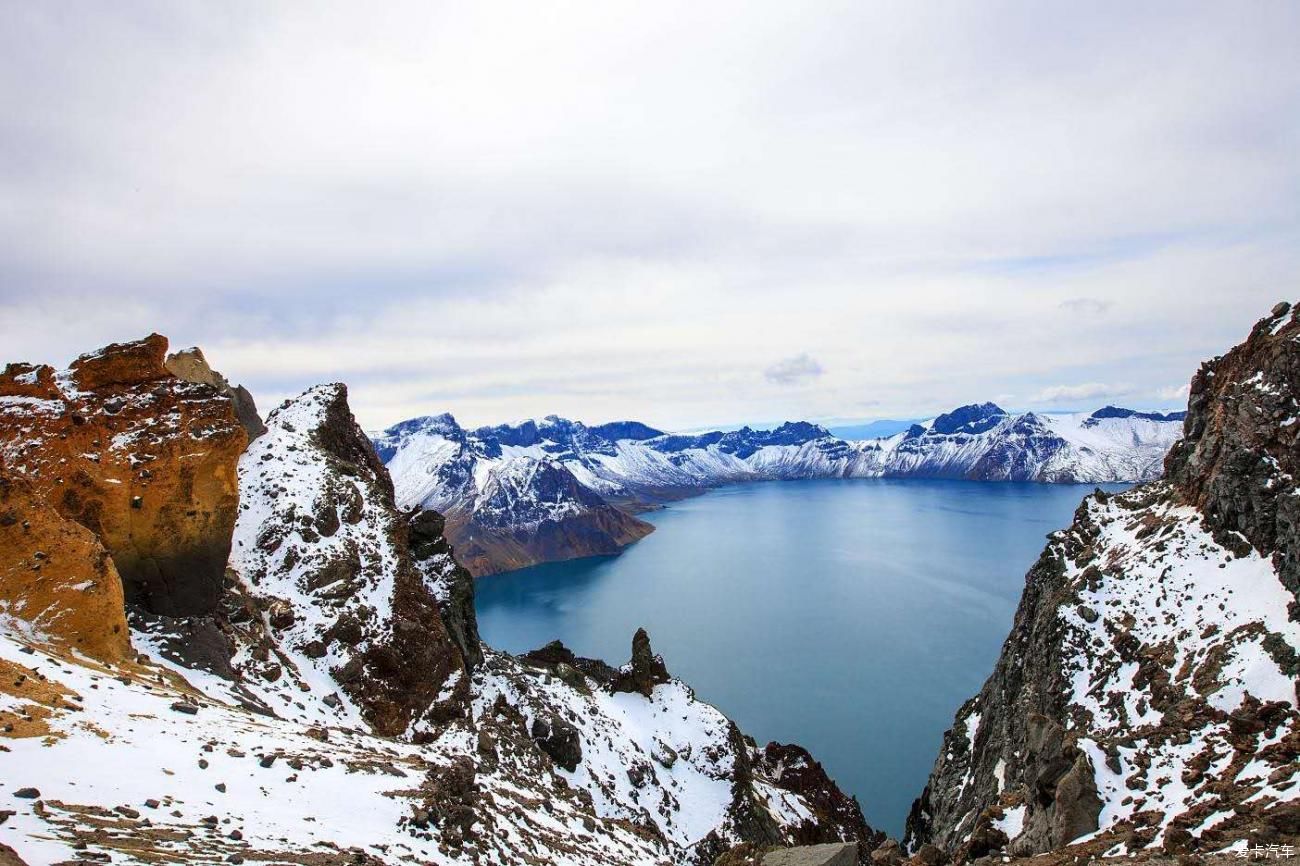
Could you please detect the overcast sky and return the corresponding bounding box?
[2,2,1297,431]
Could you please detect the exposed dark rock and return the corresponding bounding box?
[1165,301,1300,617]
[407,509,482,670]
[529,716,583,771]
[754,742,882,851]
[521,639,619,683]
[610,628,671,696]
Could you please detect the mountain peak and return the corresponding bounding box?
[930,402,1008,435]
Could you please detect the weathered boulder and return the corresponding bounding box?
[67,333,171,391]
[529,716,582,771]
[0,334,247,618]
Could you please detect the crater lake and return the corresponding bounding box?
[474,478,1127,836]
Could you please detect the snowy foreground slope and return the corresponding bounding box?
[906,303,1300,862]
[0,337,874,866]
[375,405,1184,574]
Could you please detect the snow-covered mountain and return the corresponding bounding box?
[375,405,1185,575]
[0,335,875,866]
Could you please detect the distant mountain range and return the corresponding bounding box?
[373,403,1186,575]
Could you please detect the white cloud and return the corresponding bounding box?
[1033,382,1134,404]
[1059,298,1112,315]
[0,2,1297,428]
[1158,383,1192,401]
[765,353,824,385]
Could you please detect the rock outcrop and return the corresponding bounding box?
[905,304,1300,862]
[1166,300,1300,617]
[164,346,266,441]
[611,627,672,697]
[223,383,469,736]
[0,334,247,622]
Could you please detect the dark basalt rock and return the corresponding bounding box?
[520,639,619,683]
[753,742,883,852]
[1165,301,1300,617]
[929,403,1007,436]
[529,716,583,771]
[610,628,671,696]
[408,509,482,670]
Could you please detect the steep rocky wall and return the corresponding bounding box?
[1166,301,1300,617]
[0,334,247,619]
[906,305,1300,862]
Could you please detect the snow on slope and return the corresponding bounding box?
[909,484,1300,858]
[1058,494,1300,848]
[0,631,666,866]
[0,625,861,865]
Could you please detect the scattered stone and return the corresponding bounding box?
[763,842,859,866]
[12,789,39,799]
[170,701,198,715]
[144,799,160,809]
[114,805,140,819]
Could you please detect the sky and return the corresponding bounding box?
[2,2,1298,432]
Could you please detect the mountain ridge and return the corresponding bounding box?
[375,403,1186,576]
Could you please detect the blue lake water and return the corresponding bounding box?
[474,478,1127,837]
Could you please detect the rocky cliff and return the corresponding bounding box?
[905,304,1300,862]
[0,336,875,866]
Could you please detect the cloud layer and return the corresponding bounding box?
[1,2,1297,429]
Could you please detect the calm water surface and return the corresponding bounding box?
[475,478,1126,837]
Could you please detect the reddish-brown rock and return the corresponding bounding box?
[67,333,171,391]
[0,470,131,661]
[0,334,247,618]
